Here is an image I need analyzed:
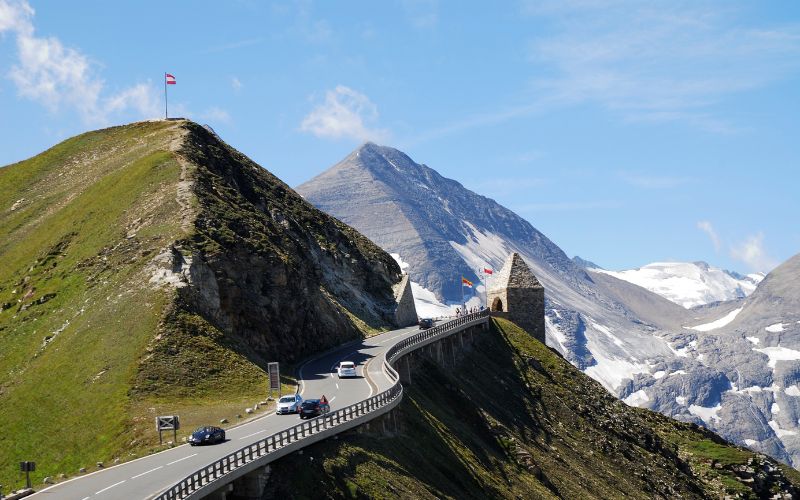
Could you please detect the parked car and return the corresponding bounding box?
[418,318,434,329]
[299,398,330,419]
[188,426,225,446]
[276,394,303,414]
[337,361,357,378]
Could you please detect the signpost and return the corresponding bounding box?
[156,415,180,445]
[20,461,35,489]
[268,362,280,399]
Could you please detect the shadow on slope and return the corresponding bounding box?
[266,318,800,499]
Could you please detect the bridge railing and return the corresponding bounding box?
[153,310,489,500]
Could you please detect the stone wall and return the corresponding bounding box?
[393,273,418,327]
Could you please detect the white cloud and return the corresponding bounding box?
[300,85,388,142]
[697,220,721,252]
[525,1,800,131]
[730,232,777,273]
[1,0,161,124]
[231,76,243,91]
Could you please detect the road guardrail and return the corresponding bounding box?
[153,310,489,500]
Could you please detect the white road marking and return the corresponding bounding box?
[95,480,125,494]
[330,396,337,402]
[166,453,197,466]
[81,497,90,500]
[131,466,163,479]
[239,430,267,440]
[336,383,339,389]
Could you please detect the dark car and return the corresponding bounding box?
[299,399,330,419]
[418,318,434,329]
[188,426,225,446]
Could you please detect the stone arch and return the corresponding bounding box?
[491,297,503,312]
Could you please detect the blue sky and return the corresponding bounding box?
[1,1,798,273]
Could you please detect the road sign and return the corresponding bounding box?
[156,415,180,445]
[156,415,180,431]
[268,362,280,397]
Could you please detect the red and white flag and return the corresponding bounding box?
[483,268,493,275]
[165,73,176,85]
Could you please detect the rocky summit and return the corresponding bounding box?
[298,142,800,470]
[0,120,403,487]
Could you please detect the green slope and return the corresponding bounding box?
[0,120,400,489]
[267,318,800,499]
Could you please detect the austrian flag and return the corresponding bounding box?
[483,268,493,275]
[165,73,176,85]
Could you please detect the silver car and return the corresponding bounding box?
[337,361,357,378]
[276,394,303,414]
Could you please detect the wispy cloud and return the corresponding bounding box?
[697,220,721,252]
[0,0,160,124]
[401,0,439,29]
[730,232,777,273]
[231,76,243,91]
[525,1,800,131]
[300,85,389,142]
[618,171,692,189]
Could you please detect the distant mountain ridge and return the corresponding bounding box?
[298,142,800,469]
[595,261,764,308]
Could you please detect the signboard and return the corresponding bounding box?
[19,461,35,472]
[268,362,280,396]
[156,415,180,431]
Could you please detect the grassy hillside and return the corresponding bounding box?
[0,120,400,490]
[267,318,800,499]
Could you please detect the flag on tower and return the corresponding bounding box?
[461,277,473,288]
[165,73,176,84]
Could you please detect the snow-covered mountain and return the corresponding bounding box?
[297,142,800,468]
[595,261,764,308]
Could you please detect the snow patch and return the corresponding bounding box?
[595,261,760,308]
[623,390,650,407]
[746,337,760,345]
[410,281,454,319]
[785,386,800,397]
[390,253,410,272]
[687,307,742,332]
[772,402,781,414]
[766,323,785,333]
[745,439,758,446]
[689,404,722,423]
[448,222,511,279]
[754,346,800,369]
[590,321,625,347]
[584,350,650,392]
[769,420,797,438]
[676,396,687,405]
[652,370,666,380]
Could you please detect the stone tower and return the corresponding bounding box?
[487,253,545,343]
[393,273,418,327]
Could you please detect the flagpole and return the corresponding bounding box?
[164,72,168,119]
[460,276,464,313]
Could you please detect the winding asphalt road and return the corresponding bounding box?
[31,324,423,500]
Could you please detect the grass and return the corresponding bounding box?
[266,318,800,499]
[0,119,402,490]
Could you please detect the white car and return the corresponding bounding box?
[276,394,303,414]
[337,361,357,378]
